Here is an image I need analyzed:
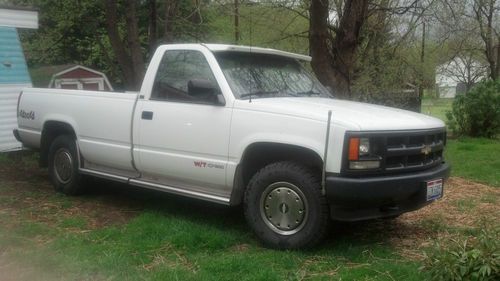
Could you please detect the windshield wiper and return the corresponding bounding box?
[240,90,279,99]
[295,90,321,97]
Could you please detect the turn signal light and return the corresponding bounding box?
[348,138,360,160]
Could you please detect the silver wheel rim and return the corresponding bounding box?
[260,182,308,235]
[54,148,73,184]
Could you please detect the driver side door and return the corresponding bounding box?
[134,49,233,199]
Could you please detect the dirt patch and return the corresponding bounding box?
[0,157,141,231]
[388,177,499,258]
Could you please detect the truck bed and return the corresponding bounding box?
[17,88,138,172]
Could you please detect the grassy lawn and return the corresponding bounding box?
[445,138,500,187]
[0,152,499,280]
[421,97,499,187]
[0,155,429,280]
[421,98,453,122]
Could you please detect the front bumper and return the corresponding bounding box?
[325,163,450,221]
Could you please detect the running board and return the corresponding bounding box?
[79,168,230,205]
[129,179,230,205]
[79,168,129,183]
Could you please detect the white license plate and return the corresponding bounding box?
[426,179,443,201]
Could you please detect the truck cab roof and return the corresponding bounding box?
[162,43,312,62]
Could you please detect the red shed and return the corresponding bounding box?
[48,65,113,91]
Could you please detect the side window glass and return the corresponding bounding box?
[151,50,219,103]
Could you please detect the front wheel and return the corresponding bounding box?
[244,161,330,249]
[48,135,84,195]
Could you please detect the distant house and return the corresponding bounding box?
[435,57,487,98]
[0,6,38,152]
[48,64,113,91]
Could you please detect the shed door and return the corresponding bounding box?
[83,82,100,91]
[60,83,79,89]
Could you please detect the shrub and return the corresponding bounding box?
[446,80,500,138]
[421,226,500,281]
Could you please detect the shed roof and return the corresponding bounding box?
[47,65,114,90]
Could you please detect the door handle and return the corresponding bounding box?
[141,111,153,120]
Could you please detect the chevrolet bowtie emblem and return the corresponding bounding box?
[421,145,432,155]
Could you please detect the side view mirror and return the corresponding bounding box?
[187,79,225,106]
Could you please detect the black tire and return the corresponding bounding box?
[47,135,84,195]
[382,214,401,220]
[243,161,330,249]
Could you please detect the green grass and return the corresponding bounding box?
[0,152,428,280]
[0,154,428,280]
[0,206,427,281]
[421,98,453,121]
[421,98,499,187]
[445,138,500,187]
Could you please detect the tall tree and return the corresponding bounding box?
[309,0,370,99]
[164,0,178,43]
[473,0,500,80]
[148,0,158,54]
[104,0,144,90]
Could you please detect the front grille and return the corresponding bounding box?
[342,128,447,176]
[384,130,445,172]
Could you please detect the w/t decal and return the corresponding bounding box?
[194,161,207,168]
[193,161,224,169]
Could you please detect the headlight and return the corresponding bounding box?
[347,137,380,170]
[359,138,370,156]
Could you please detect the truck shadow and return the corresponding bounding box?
[82,177,419,250]
[0,154,430,253]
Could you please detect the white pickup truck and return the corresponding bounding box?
[14,44,450,249]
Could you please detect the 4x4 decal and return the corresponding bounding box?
[19,110,35,120]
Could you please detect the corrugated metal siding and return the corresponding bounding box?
[0,84,28,151]
[0,8,38,29]
[0,27,31,84]
[0,26,32,151]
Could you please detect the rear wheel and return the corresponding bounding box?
[244,161,330,249]
[48,135,84,195]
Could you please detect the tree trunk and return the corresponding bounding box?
[164,0,178,43]
[309,0,370,99]
[492,36,500,79]
[104,0,136,90]
[124,0,145,90]
[474,0,500,80]
[148,0,158,55]
[309,0,340,95]
[417,21,425,112]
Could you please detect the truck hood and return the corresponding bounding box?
[233,97,445,131]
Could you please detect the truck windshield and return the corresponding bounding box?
[214,52,332,100]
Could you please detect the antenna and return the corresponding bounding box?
[249,1,253,103]
[249,1,253,48]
